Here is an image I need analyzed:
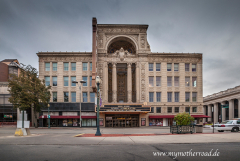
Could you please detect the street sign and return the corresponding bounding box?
[222,105,229,108]
[48,115,51,118]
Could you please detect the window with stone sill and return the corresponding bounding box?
[149,63,153,71]
[156,107,161,113]
[167,92,172,102]
[185,107,190,113]
[168,107,172,113]
[167,77,172,87]
[64,92,69,102]
[83,63,88,71]
[174,76,179,87]
[192,92,197,102]
[185,92,190,102]
[71,76,76,86]
[175,107,179,113]
[53,92,57,102]
[64,63,69,71]
[45,63,50,71]
[149,77,154,87]
[167,63,172,71]
[83,92,88,102]
[52,76,57,86]
[156,63,161,71]
[45,76,50,86]
[156,76,161,87]
[185,77,190,87]
[83,76,88,86]
[150,107,154,113]
[192,77,197,87]
[185,63,189,71]
[71,62,76,71]
[52,63,57,71]
[192,64,197,72]
[174,63,179,71]
[149,92,154,102]
[64,76,68,86]
[156,92,161,102]
[71,92,76,102]
[192,107,197,112]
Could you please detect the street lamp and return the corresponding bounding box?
[72,80,86,128]
[48,103,50,128]
[95,76,101,136]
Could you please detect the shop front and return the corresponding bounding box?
[99,103,151,128]
[105,114,139,127]
[149,115,175,126]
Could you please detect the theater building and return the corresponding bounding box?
[37,18,206,127]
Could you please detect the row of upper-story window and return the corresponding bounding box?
[148,92,197,102]
[148,63,197,72]
[149,106,198,113]
[148,76,197,87]
[45,76,92,87]
[52,92,95,103]
[45,62,92,71]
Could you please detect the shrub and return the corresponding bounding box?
[174,112,194,126]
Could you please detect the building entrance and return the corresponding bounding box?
[105,114,139,127]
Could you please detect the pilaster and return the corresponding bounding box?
[214,103,218,123]
[127,63,132,102]
[208,104,212,122]
[112,63,117,103]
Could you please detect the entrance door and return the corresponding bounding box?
[105,114,139,127]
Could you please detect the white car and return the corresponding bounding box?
[210,120,240,132]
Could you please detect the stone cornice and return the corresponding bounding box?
[204,85,240,102]
[36,52,92,57]
[0,82,9,87]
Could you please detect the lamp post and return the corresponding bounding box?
[95,76,101,136]
[48,104,50,128]
[72,80,86,128]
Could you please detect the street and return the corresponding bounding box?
[0,127,239,161]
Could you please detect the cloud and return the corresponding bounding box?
[0,0,240,97]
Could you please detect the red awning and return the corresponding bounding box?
[149,115,175,119]
[39,115,97,119]
[191,115,211,118]
[81,116,97,119]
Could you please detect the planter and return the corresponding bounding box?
[170,125,195,134]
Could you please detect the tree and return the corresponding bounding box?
[174,112,194,126]
[8,64,51,127]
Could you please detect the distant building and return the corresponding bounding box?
[203,86,240,123]
[37,18,207,127]
[0,59,22,125]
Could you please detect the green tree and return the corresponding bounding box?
[8,64,51,127]
[174,112,194,126]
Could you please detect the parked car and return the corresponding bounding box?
[210,120,240,132]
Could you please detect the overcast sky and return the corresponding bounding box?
[1,0,240,97]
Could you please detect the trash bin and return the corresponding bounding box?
[195,124,203,133]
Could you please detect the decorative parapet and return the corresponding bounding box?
[203,85,240,101]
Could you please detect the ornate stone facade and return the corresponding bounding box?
[37,21,204,127]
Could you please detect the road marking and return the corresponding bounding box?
[74,133,84,137]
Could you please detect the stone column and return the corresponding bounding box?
[229,99,234,120]
[203,106,206,123]
[112,63,117,103]
[136,62,140,102]
[214,103,218,123]
[221,102,226,122]
[208,104,212,122]
[238,98,240,119]
[127,63,132,103]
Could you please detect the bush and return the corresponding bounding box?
[174,112,194,126]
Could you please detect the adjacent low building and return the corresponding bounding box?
[203,85,240,123]
[37,18,207,127]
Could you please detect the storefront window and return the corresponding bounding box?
[149,118,163,126]
[82,119,97,127]
[63,119,68,126]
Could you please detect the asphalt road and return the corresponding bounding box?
[0,143,239,161]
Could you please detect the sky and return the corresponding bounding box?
[0,0,240,97]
